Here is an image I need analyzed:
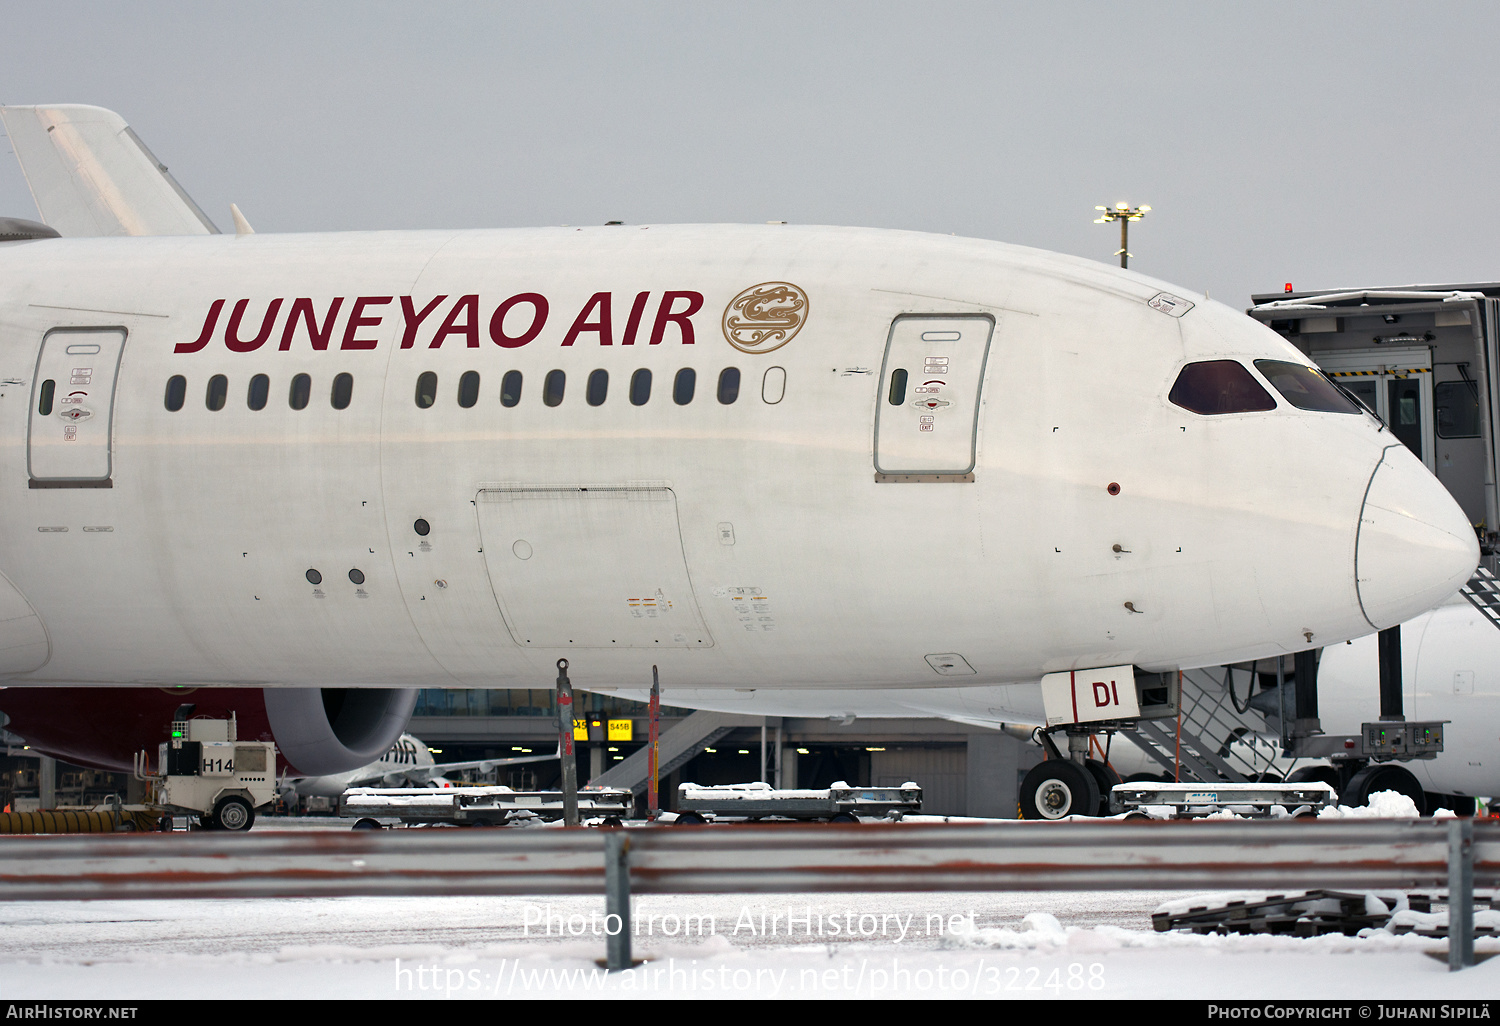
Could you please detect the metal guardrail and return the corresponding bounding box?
[0,819,1493,969]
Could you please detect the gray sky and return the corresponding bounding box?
[3,1,1498,304]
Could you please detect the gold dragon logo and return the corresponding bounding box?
[721,282,809,354]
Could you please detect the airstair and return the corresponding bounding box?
[588,709,762,795]
[1460,566,1500,631]
[1125,666,1287,784]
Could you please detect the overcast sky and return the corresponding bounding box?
[2,2,1497,304]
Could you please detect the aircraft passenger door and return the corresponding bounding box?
[28,328,126,487]
[873,314,994,478]
[1313,345,1435,473]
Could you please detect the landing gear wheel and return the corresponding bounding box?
[1019,760,1100,820]
[212,795,255,832]
[674,812,708,825]
[1084,759,1123,816]
[1341,763,1424,813]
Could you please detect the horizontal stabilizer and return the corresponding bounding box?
[0,104,218,237]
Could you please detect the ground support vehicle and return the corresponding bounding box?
[339,786,634,828]
[673,781,923,824]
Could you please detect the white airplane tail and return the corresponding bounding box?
[0,104,219,237]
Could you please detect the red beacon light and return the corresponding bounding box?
[1284,283,1294,293]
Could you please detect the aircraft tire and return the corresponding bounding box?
[1340,763,1424,813]
[1083,759,1122,815]
[212,795,255,832]
[1019,760,1099,820]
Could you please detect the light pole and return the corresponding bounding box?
[1094,202,1150,269]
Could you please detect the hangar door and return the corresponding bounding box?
[475,486,713,648]
[29,327,126,486]
[874,314,993,477]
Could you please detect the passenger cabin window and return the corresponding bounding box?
[501,370,522,407]
[415,371,437,409]
[1435,380,1481,438]
[458,370,480,409]
[247,374,269,411]
[674,368,696,405]
[587,369,609,406]
[162,375,184,411]
[206,374,228,411]
[718,367,740,404]
[543,369,566,407]
[1252,360,1358,414]
[289,373,312,411]
[331,372,353,410]
[888,368,908,406]
[630,369,652,406]
[37,379,55,416]
[1168,361,1276,415]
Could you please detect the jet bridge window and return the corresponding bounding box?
[1252,360,1358,414]
[1435,380,1481,438]
[1168,360,1276,415]
[205,374,228,412]
[500,370,522,407]
[164,376,186,412]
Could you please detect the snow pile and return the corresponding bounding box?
[1317,790,1421,819]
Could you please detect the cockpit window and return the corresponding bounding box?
[1253,360,1360,414]
[1169,360,1277,415]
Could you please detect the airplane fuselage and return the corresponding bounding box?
[0,224,1475,693]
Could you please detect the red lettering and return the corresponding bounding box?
[342,296,392,350]
[649,291,703,345]
[279,298,344,351]
[399,295,447,349]
[561,292,613,346]
[489,293,549,348]
[177,299,225,354]
[620,291,649,346]
[1092,682,1112,708]
[225,299,284,353]
[429,294,480,349]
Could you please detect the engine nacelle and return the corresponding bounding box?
[262,688,419,776]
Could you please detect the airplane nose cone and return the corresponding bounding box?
[1355,444,1479,629]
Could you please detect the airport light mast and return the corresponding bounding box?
[1094,202,1150,269]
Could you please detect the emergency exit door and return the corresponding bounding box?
[874,313,993,477]
[29,327,126,486]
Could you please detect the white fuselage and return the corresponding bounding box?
[0,224,1476,693]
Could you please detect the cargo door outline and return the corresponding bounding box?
[874,313,994,476]
[474,486,714,648]
[28,327,126,487]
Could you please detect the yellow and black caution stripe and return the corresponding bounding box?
[1325,368,1430,379]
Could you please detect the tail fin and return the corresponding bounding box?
[0,104,218,237]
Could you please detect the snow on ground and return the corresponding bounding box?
[1,888,1496,1000]
[2,809,1494,1000]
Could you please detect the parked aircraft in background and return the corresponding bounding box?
[0,105,1477,817]
[284,732,558,798]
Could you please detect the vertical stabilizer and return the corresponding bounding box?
[0,104,219,237]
